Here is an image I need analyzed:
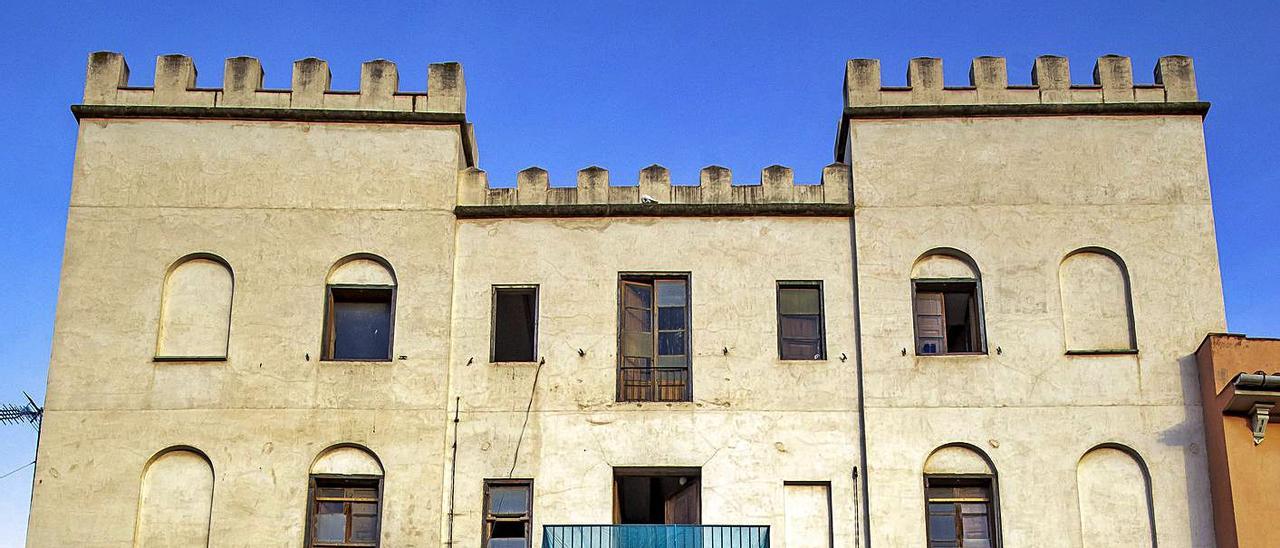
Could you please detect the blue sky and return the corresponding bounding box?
[1,0,1277,544]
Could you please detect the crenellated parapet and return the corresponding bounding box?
[845,55,1197,108]
[455,164,852,218]
[81,52,465,114]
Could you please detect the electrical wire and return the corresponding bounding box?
[0,460,34,480]
[508,357,544,478]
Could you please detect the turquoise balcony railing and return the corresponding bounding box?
[541,525,770,548]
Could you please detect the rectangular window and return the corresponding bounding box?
[307,477,381,547]
[483,479,533,548]
[324,286,394,361]
[777,282,826,360]
[914,281,983,355]
[618,275,691,402]
[492,286,538,362]
[925,477,996,548]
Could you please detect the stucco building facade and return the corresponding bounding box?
[26,51,1224,547]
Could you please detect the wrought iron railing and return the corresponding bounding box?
[541,525,769,548]
[618,367,691,402]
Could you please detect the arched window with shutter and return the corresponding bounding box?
[306,445,385,547]
[922,444,1001,548]
[911,249,986,356]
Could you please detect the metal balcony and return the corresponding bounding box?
[541,525,770,548]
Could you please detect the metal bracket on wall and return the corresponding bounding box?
[1251,403,1274,445]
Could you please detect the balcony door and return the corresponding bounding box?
[614,467,701,525]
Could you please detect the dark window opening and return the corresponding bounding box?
[777,282,826,360]
[324,286,394,361]
[492,286,538,362]
[614,468,701,525]
[307,477,381,548]
[619,275,691,402]
[914,281,983,355]
[925,477,997,548]
[483,479,532,548]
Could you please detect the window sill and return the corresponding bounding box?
[614,400,696,406]
[777,358,829,363]
[1065,349,1138,356]
[320,359,394,364]
[915,352,988,358]
[153,355,227,363]
[491,360,540,366]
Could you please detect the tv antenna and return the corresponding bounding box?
[0,392,43,433]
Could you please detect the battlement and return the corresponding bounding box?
[455,164,851,217]
[845,55,1197,108]
[81,52,465,113]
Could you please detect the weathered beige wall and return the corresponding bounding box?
[445,216,863,547]
[157,257,233,358]
[1076,446,1154,547]
[28,117,465,547]
[923,445,991,475]
[783,483,832,548]
[850,114,1224,547]
[1060,250,1134,351]
[312,446,384,476]
[135,449,214,547]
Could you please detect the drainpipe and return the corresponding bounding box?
[446,397,460,546]
[847,165,872,548]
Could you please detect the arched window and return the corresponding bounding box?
[156,254,233,360]
[923,444,1001,548]
[1076,445,1155,547]
[307,445,384,547]
[135,448,214,547]
[912,249,986,355]
[323,255,396,361]
[1059,249,1136,353]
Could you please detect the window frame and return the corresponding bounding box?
[776,281,827,361]
[922,474,1001,548]
[911,278,987,356]
[616,272,693,403]
[490,285,540,363]
[482,478,534,548]
[304,474,384,548]
[321,283,397,362]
